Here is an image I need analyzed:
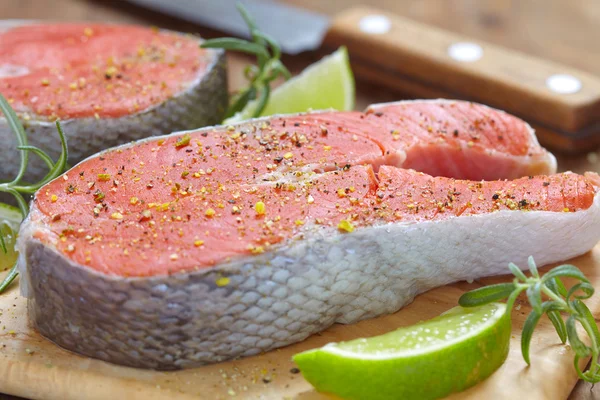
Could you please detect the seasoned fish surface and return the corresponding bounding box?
[20,100,600,370]
[0,21,227,181]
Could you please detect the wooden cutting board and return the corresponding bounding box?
[0,247,598,400]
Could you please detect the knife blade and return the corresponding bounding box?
[125,0,329,55]
[125,0,600,152]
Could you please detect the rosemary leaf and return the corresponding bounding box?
[15,121,69,194]
[546,277,568,298]
[236,2,260,36]
[275,61,292,80]
[0,94,28,185]
[567,315,592,358]
[541,264,590,284]
[571,300,600,347]
[253,31,281,59]
[16,145,54,170]
[526,282,543,315]
[582,365,600,383]
[458,282,515,307]
[546,309,567,344]
[521,309,542,365]
[566,282,595,301]
[0,265,18,293]
[253,84,271,118]
[521,301,562,363]
[527,256,539,278]
[541,300,563,312]
[201,38,269,58]
[0,231,6,254]
[508,262,527,281]
[4,188,28,218]
[554,277,569,297]
[226,86,257,119]
[506,286,526,310]
[574,355,587,381]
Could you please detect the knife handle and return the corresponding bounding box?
[323,7,600,134]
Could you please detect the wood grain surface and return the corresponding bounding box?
[1,0,600,399]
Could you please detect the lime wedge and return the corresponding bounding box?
[293,303,510,400]
[0,203,21,271]
[225,46,355,124]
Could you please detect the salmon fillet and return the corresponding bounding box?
[20,100,599,370]
[0,21,227,181]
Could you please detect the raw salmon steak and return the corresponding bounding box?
[0,21,227,181]
[19,100,600,370]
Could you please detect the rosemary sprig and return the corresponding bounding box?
[0,93,68,293]
[201,3,291,119]
[459,256,600,383]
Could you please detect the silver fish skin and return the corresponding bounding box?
[21,195,600,370]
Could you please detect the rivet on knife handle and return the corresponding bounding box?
[358,15,391,35]
[323,7,600,134]
[447,42,483,63]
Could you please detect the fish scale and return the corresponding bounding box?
[19,99,600,370]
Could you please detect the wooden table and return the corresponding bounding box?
[2,0,600,399]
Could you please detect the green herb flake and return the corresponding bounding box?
[93,190,105,203]
[175,134,191,148]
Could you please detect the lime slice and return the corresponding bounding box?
[0,203,21,271]
[293,303,510,400]
[225,46,355,124]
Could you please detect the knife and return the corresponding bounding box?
[125,0,329,55]
[126,0,600,153]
